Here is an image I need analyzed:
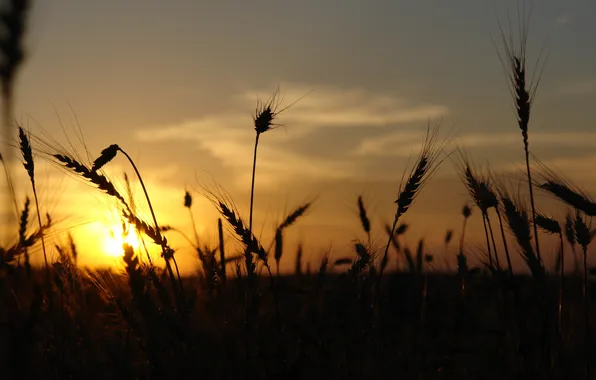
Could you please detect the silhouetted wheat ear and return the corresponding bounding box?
[574,213,592,251]
[396,156,428,216]
[19,196,30,275]
[565,213,576,247]
[184,191,192,208]
[445,230,453,245]
[535,213,561,235]
[68,232,78,263]
[274,228,283,263]
[123,210,164,246]
[458,157,497,212]
[92,144,119,171]
[219,201,267,265]
[253,87,285,134]
[254,105,275,134]
[540,181,596,217]
[18,127,33,181]
[18,196,29,240]
[350,242,370,276]
[496,7,546,264]
[464,172,482,213]
[357,195,371,235]
[513,57,531,145]
[502,195,542,276]
[396,223,408,235]
[279,202,311,230]
[19,126,50,273]
[479,182,499,209]
[463,204,472,218]
[54,154,130,209]
[394,124,446,220]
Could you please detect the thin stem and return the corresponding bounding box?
[482,213,494,270]
[375,210,402,309]
[583,246,591,376]
[118,149,185,303]
[496,208,513,275]
[486,215,500,270]
[458,216,469,296]
[459,217,468,258]
[249,132,260,234]
[558,233,564,340]
[524,146,542,263]
[32,187,48,273]
[264,263,282,331]
[380,212,401,281]
[218,218,226,284]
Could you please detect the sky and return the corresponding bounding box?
[2,0,596,274]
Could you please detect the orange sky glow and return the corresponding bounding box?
[1,0,596,275]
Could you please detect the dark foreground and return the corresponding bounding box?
[1,269,595,379]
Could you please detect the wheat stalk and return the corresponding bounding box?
[18,196,30,276]
[494,2,546,264]
[96,145,185,300]
[357,195,371,239]
[456,153,502,271]
[574,211,593,374]
[248,87,310,236]
[536,212,565,337]
[217,218,226,284]
[272,201,311,275]
[539,180,596,217]
[564,212,580,275]
[18,126,49,276]
[377,124,446,301]
[458,204,472,295]
[54,153,130,208]
[500,191,543,278]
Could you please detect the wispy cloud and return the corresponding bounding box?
[498,153,596,191]
[355,130,596,157]
[136,84,448,187]
[242,83,449,129]
[354,130,426,157]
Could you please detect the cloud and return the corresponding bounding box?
[497,153,596,192]
[555,13,570,26]
[135,84,449,186]
[354,130,426,157]
[241,83,449,129]
[355,130,596,157]
[456,131,596,148]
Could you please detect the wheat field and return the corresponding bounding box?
[2,1,596,379]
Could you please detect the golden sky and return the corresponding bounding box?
[2,0,596,274]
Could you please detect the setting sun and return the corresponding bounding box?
[103,224,140,257]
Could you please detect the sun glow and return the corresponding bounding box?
[103,224,140,257]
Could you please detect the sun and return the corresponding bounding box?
[103,223,140,257]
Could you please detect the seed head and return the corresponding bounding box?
[92,144,119,171]
[462,204,472,218]
[445,230,453,245]
[184,191,192,208]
